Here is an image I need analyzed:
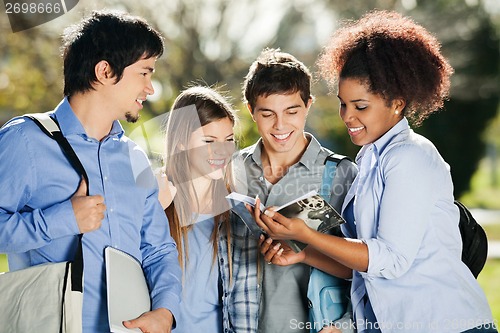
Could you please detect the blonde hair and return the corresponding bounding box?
[163,86,236,277]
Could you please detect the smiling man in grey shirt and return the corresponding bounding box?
[229,48,357,333]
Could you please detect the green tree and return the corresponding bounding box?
[412,1,500,196]
[308,0,500,197]
[1,0,498,197]
[0,15,62,124]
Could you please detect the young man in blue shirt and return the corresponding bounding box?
[227,48,357,333]
[0,11,181,333]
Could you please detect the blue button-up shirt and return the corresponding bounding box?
[0,99,181,332]
[174,215,222,332]
[341,118,493,333]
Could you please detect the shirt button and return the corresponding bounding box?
[110,208,114,213]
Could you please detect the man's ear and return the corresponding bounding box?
[306,97,313,112]
[95,60,115,85]
[247,103,256,122]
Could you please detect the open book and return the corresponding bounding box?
[226,190,345,253]
[105,247,151,333]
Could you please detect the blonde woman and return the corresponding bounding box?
[157,86,237,332]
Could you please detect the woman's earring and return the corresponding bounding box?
[395,110,399,115]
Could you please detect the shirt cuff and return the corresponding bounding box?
[359,238,380,280]
[151,291,180,329]
[43,199,80,238]
[362,238,408,280]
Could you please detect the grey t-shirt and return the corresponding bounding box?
[231,133,357,333]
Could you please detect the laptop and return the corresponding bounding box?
[105,247,151,333]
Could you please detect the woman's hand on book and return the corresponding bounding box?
[249,197,313,243]
[259,235,305,266]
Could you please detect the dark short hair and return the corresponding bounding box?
[61,10,164,97]
[243,48,312,112]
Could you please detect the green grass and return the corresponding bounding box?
[478,259,500,323]
[0,254,7,272]
[460,156,500,321]
[461,157,500,209]
[484,224,500,240]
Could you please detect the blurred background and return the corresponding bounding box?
[1,0,499,323]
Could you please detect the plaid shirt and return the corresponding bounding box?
[219,135,358,333]
[219,212,260,333]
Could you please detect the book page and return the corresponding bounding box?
[225,193,265,237]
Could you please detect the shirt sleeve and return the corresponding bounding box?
[0,121,79,254]
[227,214,260,333]
[138,164,182,323]
[362,144,438,279]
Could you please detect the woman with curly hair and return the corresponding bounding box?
[255,10,496,333]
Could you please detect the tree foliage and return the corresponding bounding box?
[410,0,500,196]
[0,0,498,197]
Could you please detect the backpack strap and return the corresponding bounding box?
[320,153,352,202]
[24,113,89,188]
[309,153,353,331]
[23,112,85,293]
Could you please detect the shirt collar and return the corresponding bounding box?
[250,139,264,165]
[53,97,124,139]
[250,132,321,171]
[356,117,410,165]
[299,133,322,170]
[373,117,409,152]
[356,117,409,164]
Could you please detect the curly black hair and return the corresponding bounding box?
[318,10,454,125]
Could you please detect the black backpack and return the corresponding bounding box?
[455,201,488,278]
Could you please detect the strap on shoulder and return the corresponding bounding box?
[24,112,60,138]
[24,113,89,188]
[320,154,352,202]
[23,112,85,290]
[325,153,352,164]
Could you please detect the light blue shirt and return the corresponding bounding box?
[0,99,181,332]
[174,214,222,332]
[341,118,493,333]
